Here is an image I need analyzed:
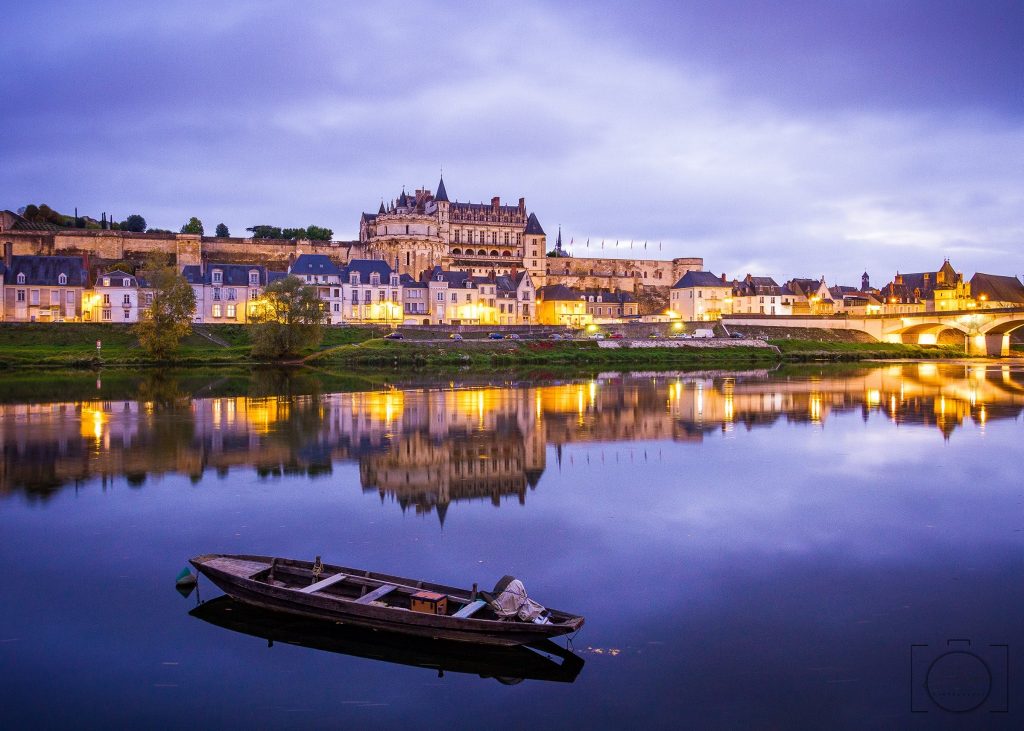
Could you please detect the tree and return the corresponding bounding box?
[305,225,333,241]
[180,217,204,235]
[146,228,173,234]
[121,214,147,232]
[215,222,229,237]
[281,227,307,240]
[134,259,196,360]
[247,225,283,239]
[248,275,327,359]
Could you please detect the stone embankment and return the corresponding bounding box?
[598,338,779,351]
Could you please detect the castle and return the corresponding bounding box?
[354,176,701,292]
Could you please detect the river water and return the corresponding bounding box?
[1,362,1022,729]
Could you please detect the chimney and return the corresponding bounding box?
[4,241,13,268]
[721,273,727,283]
[491,196,500,211]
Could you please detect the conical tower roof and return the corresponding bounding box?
[434,175,449,202]
[524,212,545,235]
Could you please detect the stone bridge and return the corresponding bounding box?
[722,307,1024,356]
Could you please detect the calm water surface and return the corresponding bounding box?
[1,363,1022,729]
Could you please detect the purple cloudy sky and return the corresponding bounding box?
[2,1,1022,284]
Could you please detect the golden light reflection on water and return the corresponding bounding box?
[3,363,1024,506]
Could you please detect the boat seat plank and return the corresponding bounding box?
[452,599,487,619]
[205,557,271,578]
[299,573,348,594]
[354,584,397,604]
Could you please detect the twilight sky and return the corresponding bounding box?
[2,1,1022,284]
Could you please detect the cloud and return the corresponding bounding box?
[1,1,1021,283]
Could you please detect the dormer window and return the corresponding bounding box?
[122,278,130,287]
[103,277,110,286]
[59,273,68,285]
[17,273,25,284]
[370,273,380,286]
[350,272,360,285]
[390,275,399,286]
[249,270,259,285]
[212,270,223,284]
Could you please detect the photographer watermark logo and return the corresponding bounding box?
[911,639,1009,715]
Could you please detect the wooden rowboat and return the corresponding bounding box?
[191,595,584,683]
[190,554,584,646]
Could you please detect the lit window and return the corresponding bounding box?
[212,304,222,318]
[226,304,236,319]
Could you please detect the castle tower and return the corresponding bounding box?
[523,212,547,289]
[434,175,450,244]
[862,271,870,291]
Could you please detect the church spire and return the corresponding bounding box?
[555,226,563,255]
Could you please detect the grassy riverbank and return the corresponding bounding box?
[0,323,968,370]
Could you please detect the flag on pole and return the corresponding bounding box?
[659,241,662,251]
[601,240,605,249]
[586,238,590,247]
[644,241,647,250]
[615,240,619,247]
[629,240,633,249]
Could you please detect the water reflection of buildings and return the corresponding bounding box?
[2,364,1023,510]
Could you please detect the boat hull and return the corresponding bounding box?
[191,555,583,646]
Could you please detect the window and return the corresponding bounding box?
[370,273,380,286]
[333,288,340,298]
[145,293,153,306]
[454,230,461,244]
[58,273,67,285]
[103,294,110,305]
[436,292,444,302]
[17,273,25,284]
[212,270,222,283]
[123,310,130,319]
[333,303,340,312]
[350,273,359,285]
[212,304,222,318]
[102,309,111,321]
[390,290,397,301]
[50,290,59,305]
[378,290,385,302]
[451,293,457,302]
[227,288,236,301]
[226,304,236,319]
[66,291,75,305]
[465,293,471,302]
[363,290,372,304]
[249,271,259,285]
[122,294,131,305]
[213,287,221,301]
[249,288,258,300]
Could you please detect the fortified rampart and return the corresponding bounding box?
[0,229,357,269]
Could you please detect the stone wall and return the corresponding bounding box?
[543,256,701,292]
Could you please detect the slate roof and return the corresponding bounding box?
[970,273,1024,304]
[290,254,344,278]
[4,255,88,286]
[537,284,583,302]
[96,270,139,288]
[181,263,271,286]
[580,288,637,303]
[434,176,449,202]
[341,259,396,282]
[735,275,783,297]
[672,270,729,289]
[425,267,474,289]
[524,212,545,235]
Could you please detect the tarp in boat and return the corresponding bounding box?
[489,576,548,623]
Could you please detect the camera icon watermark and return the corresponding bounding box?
[911,639,1009,714]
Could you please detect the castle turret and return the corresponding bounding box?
[524,212,546,288]
[434,175,450,243]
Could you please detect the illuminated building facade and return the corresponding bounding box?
[183,262,285,323]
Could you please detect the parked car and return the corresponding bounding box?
[730,331,744,339]
[609,332,624,340]
[693,328,715,339]
[384,331,404,340]
[647,332,661,339]
[671,332,692,339]
[488,332,504,340]
[449,333,464,341]
[506,333,521,340]
[589,333,606,340]
[549,333,565,341]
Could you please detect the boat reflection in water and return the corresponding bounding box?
[190,596,584,685]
